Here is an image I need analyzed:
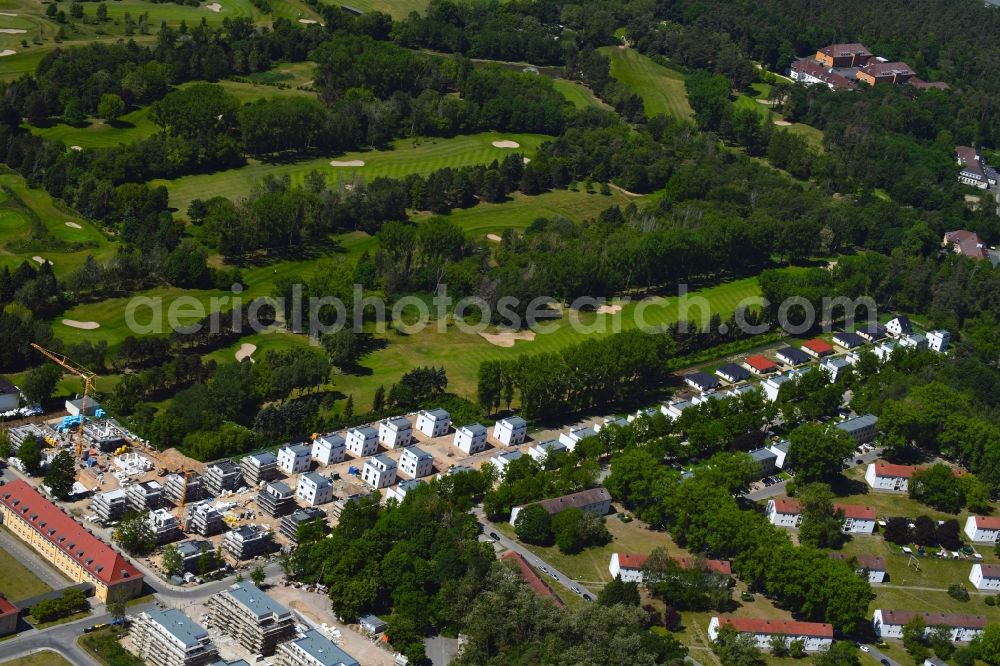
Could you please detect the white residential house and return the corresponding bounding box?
[820,356,851,382]
[385,478,423,504]
[899,333,927,349]
[873,340,898,362]
[362,454,397,489]
[964,515,1000,543]
[493,416,528,446]
[379,417,413,448]
[885,316,913,337]
[707,617,833,652]
[346,426,379,457]
[838,504,876,534]
[277,444,312,475]
[768,441,790,469]
[865,462,917,492]
[661,399,693,421]
[835,414,878,445]
[453,424,488,454]
[830,553,886,584]
[927,330,951,353]
[415,408,451,438]
[0,379,19,412]
[528,440,567,463]
[872,610,986,642]
[595,416,628,432]
[558,426,597,451]
[762,375,790,402]
[311,433,346,466]
[295,472,333,506]
[970,564,1000,591]
[399,446,434,479]
[608,552,647,583]
[766,498,802,528]
[487,450,523,478]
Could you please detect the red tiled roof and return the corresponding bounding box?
[860,61,915,78]
[771,497,801,514]
[834,503,876,520]
[978,564,1000,578]
[818,43,872,58]
[802,338,833,354]
[971,515,1000,530]
[717,617,833,638]
[0,480,142,588]
[675,557,732,575]
[873,462,963,479]
[0,596,16,618]
[745,355,777,372]
[791,59,857,90]
[502,551,562,606]
[879,610,987,629]
[616,553,647,569]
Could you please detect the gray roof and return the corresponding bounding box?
[685,371,720,390]
[534,440,567,453]
[359,614,386,631]
[352,426,379,438]
[668,400,693,411]
[287,507,326,524]
[496,450,523,463]
[288,630,359,666]
[500,416,527,428]
[461,423,488,435]
[211,459,240,474]
[825,357,851,368]
[394,479,423,492]
[226,582,291,619]
[386,417,411,429]
[776,347,810,364]
[176,540,212,558]
[268,481,293,496]
[318,433,345,445]
[371,454,396,469]
[68,397,102,410]
[302,472,331,487]
[0,378,16,394]
[568,426,597,440]
[425,408,450,419]
[404,446,432,460]
[770,440,790,454]
[246,452,277,465]
[285,443,312,456]
[837,414,878,433]
[749,448,778,463]
[146,608,209,648]
[211,661,251,666]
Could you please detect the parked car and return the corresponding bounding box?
[489,532,500,541]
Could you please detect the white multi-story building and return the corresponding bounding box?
[311,434,346,466]
[453,424,488,454]
[493,416,528,446]
[661,399,693,421]
[964,515,1000,543]
[707,617,832,652]
[927,330,951,353]
[558,426,598,451]
[865,461,917,492]
[487,450,523,478]
[415,408,450,438]
[970,564,1000,591]
[885,316,913,337]
[277,444,312,475]
[276,628,359,666]
[384,478,423,504]
[527,440,567,463]
[345,426,379,457]
[362,454,397,489]
[378,417,413,448]
[765,498,802,528]
[398,446,434,479]
[872,610,986,642]
[295,472,333,506]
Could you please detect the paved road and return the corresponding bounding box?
[473,507,596,601]
[861,643,900,666]
[744,448,882,502]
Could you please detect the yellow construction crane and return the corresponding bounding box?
[30,343,96,458]
[176,469,195,521]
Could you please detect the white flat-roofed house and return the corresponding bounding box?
[296,472,333,506]
[595,416,628,432]
[528,440,567,463]
[964,515,1000,543]
[311,434,346,466]
[277,444,312,475]
[872,610,986,642]
[661,399,693,421]
[820,356,851,382]
[385,479,423,504]
[415,408,451,438]
[493,416,527,446]
[873,340,898,362]
[345,426,379,457]
[487,450,523,479]
[379,417,413,448]
[399,446,434,479]
[558,426,597,452]
[899,333,927,350]
[766,498,802,528]
[762,375,790,402]
[454,424,488,454]
[707,617,833,652]
[927,330,951,353]
[970,564,1000,591]
[362,455,397,489]
[768,441,790,469]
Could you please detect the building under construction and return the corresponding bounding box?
[207,582,296,657]
[240,452,280,487]
[203,460,244,497]
[223,525,272,561]
[176,540,219,575]
[81,419,129,453]
[91,488,128,523]
[163,473,204,507]
[131,608,220,666]
[278,508,328,544]
[256,482,295,518]
[126,481,163,513]
[184,501,225,537]
[148,508,182,544]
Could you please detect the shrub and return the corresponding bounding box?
[986,596,996,606]
[947,583,970,602]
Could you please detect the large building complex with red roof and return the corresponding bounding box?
[789,42,946,92]
[708,617,834,652]
[865,461,963,493]
[0,479,144,602]
[608,552,732,583]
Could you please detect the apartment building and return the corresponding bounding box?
[131,608,219,666]
[207,582,296,656]
[275,629,359,666]
[203,460,244,496]
[223,525,272,561]
[91,488,128,524]
[184,501,225,537]
[241,453,280,487]
[278,507,328,544]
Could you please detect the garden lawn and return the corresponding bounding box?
[551,79,609,111]
[0,542,53,602]
[0,653,72,666]
[598,46,692,120]
[153,132,552,216]
[0,172,117,275]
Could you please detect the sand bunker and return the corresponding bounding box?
[0,50,15,57]
[205,2,222,11]
[330,160,364,167]
[486,234,502,242]
[65,222,82,229]
[479,329,536,347]
[492,140,520,149]
[235,343,257,362]
[522,157,531,164]
[70,145,83,151]
[298,18,318,23]
[32,256,50,265]
[773,119,792,126]
[0,12,18,16]
[0,29,25,34]
[62,319,100,330]
[595,303,623,315]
